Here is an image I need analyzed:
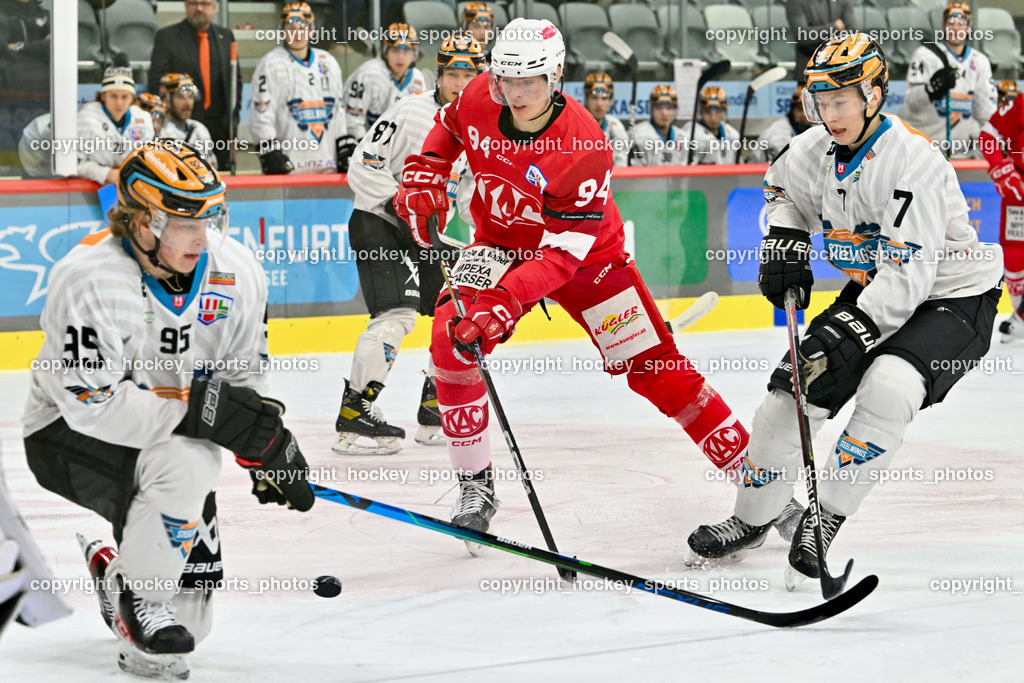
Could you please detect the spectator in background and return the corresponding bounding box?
[343,22,426,142]
[136,92,166,135]
[750,83,811,163]
[18,111,51,178]
[582,72,629,167]
[158,73,218,169]
[629,85,689,166]
[0,0,49,91]
[996,79,1020,106]
[149,0,241,170]
[684,86,740,165]
[786,0,854,75]
[76,63,155,185]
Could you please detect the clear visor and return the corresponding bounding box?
[488,71,553,107]
[174,83,200,101]
[801,81,874,124]
[150,207,228,253]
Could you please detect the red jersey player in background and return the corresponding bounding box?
[393,18,802,540]
[979,87,1024,342]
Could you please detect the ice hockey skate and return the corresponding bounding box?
[998,311,1024,344]
[785,505,847,591]
[451,465,500,556]
[414,374,444,446]
[76,533,117,631]
[103,568,194,680]
[686,498,803,567]
[773,498,804,542]
[333,380,406,455]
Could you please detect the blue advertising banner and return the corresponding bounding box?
[0,197,355,318]
[725,180,1002,283]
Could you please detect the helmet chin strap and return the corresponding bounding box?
[128,229,189,278]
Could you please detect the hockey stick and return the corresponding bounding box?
[602,32,638,128]
[735,66,787,163]
[229,41,238,175]
[665,291,718,334]
[311,483,877,627]
[923,41,953,160]
[426,215,576,582]
[783,289,867,599]
[687,60,731,165]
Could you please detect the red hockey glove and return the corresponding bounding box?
[451,287,523,357]
[989,158,1024,202]
[394,154,451,248]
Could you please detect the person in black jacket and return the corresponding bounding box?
[0,0,49,91]
[148,0,241,170]
[786,0,855,74]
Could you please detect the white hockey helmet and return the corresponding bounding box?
[488,18,564,105]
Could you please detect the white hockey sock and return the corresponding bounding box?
[350,308,417,392]
[818,355,926,517]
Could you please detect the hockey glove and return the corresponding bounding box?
[797,304,880,401]
[926,65,958,102]
[243,430,315,512]
[259,148,294,175]
[988,158,1024,202]
[759,227,814,310]
[451,287,523,358]
[335,135,356,173]
[394,154,451,248]
[176,377,286,466]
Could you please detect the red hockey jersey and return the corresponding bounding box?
[421,74,625,305]
[980,94,1024,174]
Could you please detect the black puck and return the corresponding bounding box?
[313,575,342,598]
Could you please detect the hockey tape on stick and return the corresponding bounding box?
[667,291,718,334]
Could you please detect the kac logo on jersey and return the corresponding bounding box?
[474,174,544,229]
[198,291,233,325]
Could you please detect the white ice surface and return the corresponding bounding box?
[1,328,1022,680]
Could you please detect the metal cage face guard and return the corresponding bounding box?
[584,73,614,98]
[801,81,876,124]
[160,74,200,102]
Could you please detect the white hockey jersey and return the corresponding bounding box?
[76,101,155,184]
[159,117,218,169]
[628,120,689,166]
[899,43,997,158]
[763,115,1003,341]
[343,58,427,142]
[22,230,268,449]
[684,119,741,165]
[597,113,630,167]
[250,46,347,174]
[750,116,802,164]
[348,90,473,232]
[18,112,51,178]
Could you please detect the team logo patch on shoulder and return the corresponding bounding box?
[198,291,233,325]
[362,151,386,169]
[763,181,787,203]
[209,271,235,285]
[66,384,113,404]
[525,164,548,193]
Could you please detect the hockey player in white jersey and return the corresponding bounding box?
[76,62,155,185]
[583,72,630,167]
[683,86,741,165]
[343,22,428,143]
[629,85,688,166]
[333,33,483,455]
[461,2,495,57]
[749,84,812,163]
[899,2,997,159]
[156,73,218,169]
[23,141,314,678]
[250,3,351,174]
[687,35,1003,584]
[136,92,166,135]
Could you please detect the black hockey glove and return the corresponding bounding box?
[335,135,356,173]
[926,65,958,102]
[176,377,286,465]
[259,148,294,174]
[244,430,315,512]
[759,227,814,310]
[797,304,880,401]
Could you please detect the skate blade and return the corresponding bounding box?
[785,564,812,592]
[1000,333,1024,344]
[331,433,403,456]
[683,548,749,569]
[413,425,445,447]
[464,540,482,557]
[117,643,190,680]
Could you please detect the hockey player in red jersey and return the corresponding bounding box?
[979,91,1024,342]
[393,18,798,539]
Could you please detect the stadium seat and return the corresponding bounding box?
[525,2,561,29]
[404,1,458,67]
[607,4,668,77]
[558,3,613,77]
[852,6,889,56]
[103,0,159,63]
[749,4,790,68]
[456,2,509,29]
[909,0,948,12]
[977,9,1023,79]
[78,0,104,64]
[658,4,710,62]
[887,7,932,74]
[703,4,768,70]
[928,7,944,31]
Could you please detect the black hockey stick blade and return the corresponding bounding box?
[823,559,855,600]
[312,484,877,628]
[699,59,731,88]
